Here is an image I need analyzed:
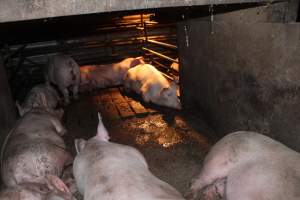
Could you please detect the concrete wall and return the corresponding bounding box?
[0,0,282,23]
[178,4,300,150]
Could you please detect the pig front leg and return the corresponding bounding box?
[50,118,67,136]
[72,85,79,100]
[141,84,151,102]
[60,86,70,105]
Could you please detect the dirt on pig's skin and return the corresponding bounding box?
[63,89,217,199]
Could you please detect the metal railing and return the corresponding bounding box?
[139,17,179,81]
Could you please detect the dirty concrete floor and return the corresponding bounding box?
[64,87,218,198]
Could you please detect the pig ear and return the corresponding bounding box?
[16,101,24,116]
[95,112,110,142]
[45,175,72,196]
[130,57,144,68]
[160,87,172,97]
[170,81,177,89]
[40,93,47,107]
[75,139,87,154]
[135,56,145,63]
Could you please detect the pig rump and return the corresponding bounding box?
[186,131,300,200]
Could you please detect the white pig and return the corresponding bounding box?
[170,58,179,72]
[186,131,300,200]
[45,54,80,105]
[73,113,184,200]
[16,84,62,117]
[0,175,75,200]
[80,56,144,92]
[124,64,181,109]
[1,108,72,187]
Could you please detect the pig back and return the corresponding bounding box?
[2,138,70,187]
[1,110,70,187]
[74,141,184,200]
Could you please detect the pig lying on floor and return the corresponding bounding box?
[45,54,80,105]
[80,56,144,92]
[16,84,62,117]
[170,58,179,72]
[124,63,181,109]
[73,113,184,200]
[1,108,72,188]
[186,131,300,200]
[0,175,75,200]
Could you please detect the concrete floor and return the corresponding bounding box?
[64,87,218,198]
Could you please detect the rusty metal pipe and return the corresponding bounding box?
[142,47,178,63]
[144,39,177,50]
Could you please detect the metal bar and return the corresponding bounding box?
[24,57,39,66]
[4,44,27,64]
[143,22,148,41]
[150,59,174,81]
[144,39,177,50]
[142,47,178,63]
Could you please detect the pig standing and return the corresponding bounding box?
[45,54,80,105]
[124,64,181,109]
[73,113,184,200]
[80,56,144,92]
[0,175,75,200]
[186,131,300,200]
[16,84,62,116]
[1,108,72,187]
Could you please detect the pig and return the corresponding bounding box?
[186,131,300,200]
[61,165,80,199]
[0,175,75,200]
[80,56,144,92]
[45,54,80,105]
[16,84,63,117]
[170,58,179,72]
[124,63,181,109]
[73,113,184,200]
[1,108,72,187]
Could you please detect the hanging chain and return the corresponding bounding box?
[209,4,214,34]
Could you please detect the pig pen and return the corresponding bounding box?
[0,1,299,199]
[63,87,216,199]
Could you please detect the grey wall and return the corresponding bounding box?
[0,0,283,23]
[178,5,300,151]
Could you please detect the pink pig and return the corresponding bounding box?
[186,131,300,200]
[73,112,184,200]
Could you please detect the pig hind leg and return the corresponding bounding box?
[202,178,226,200]
[186,178,226,200]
